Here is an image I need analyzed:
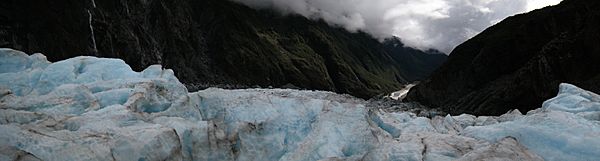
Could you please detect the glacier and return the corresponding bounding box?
[0,48,599,161]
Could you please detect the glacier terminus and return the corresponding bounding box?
[0,48,599,161]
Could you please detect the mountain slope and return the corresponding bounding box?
[406,0,600,115]
[0,0,446,99]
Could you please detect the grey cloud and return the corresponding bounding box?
[232,0,561,53]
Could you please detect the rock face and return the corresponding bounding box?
[0,0,446,99]
[2,49,600,161]
[406,0,600,115]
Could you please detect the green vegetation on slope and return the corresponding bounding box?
[0,0,447,99]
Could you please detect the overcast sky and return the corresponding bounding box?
[232,0,562,53]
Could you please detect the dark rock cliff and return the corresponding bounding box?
[0,0,446,99]
[406,0,600,115]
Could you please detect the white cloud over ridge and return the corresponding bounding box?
[232,0,562,53]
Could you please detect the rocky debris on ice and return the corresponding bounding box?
[0,48,599,161]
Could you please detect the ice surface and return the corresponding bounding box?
[462,83,600,161]
[542,83,600,120]
[1,48,599,161]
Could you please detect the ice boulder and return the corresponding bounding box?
[0,49,187,115]
[0,48,599,161]
[542,83,600,120]
[462,83,600,161]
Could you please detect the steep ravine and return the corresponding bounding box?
[0,0,446,99]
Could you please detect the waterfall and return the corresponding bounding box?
[87,10,98,54]
[88,0,98,54]
[91,0,96,8]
